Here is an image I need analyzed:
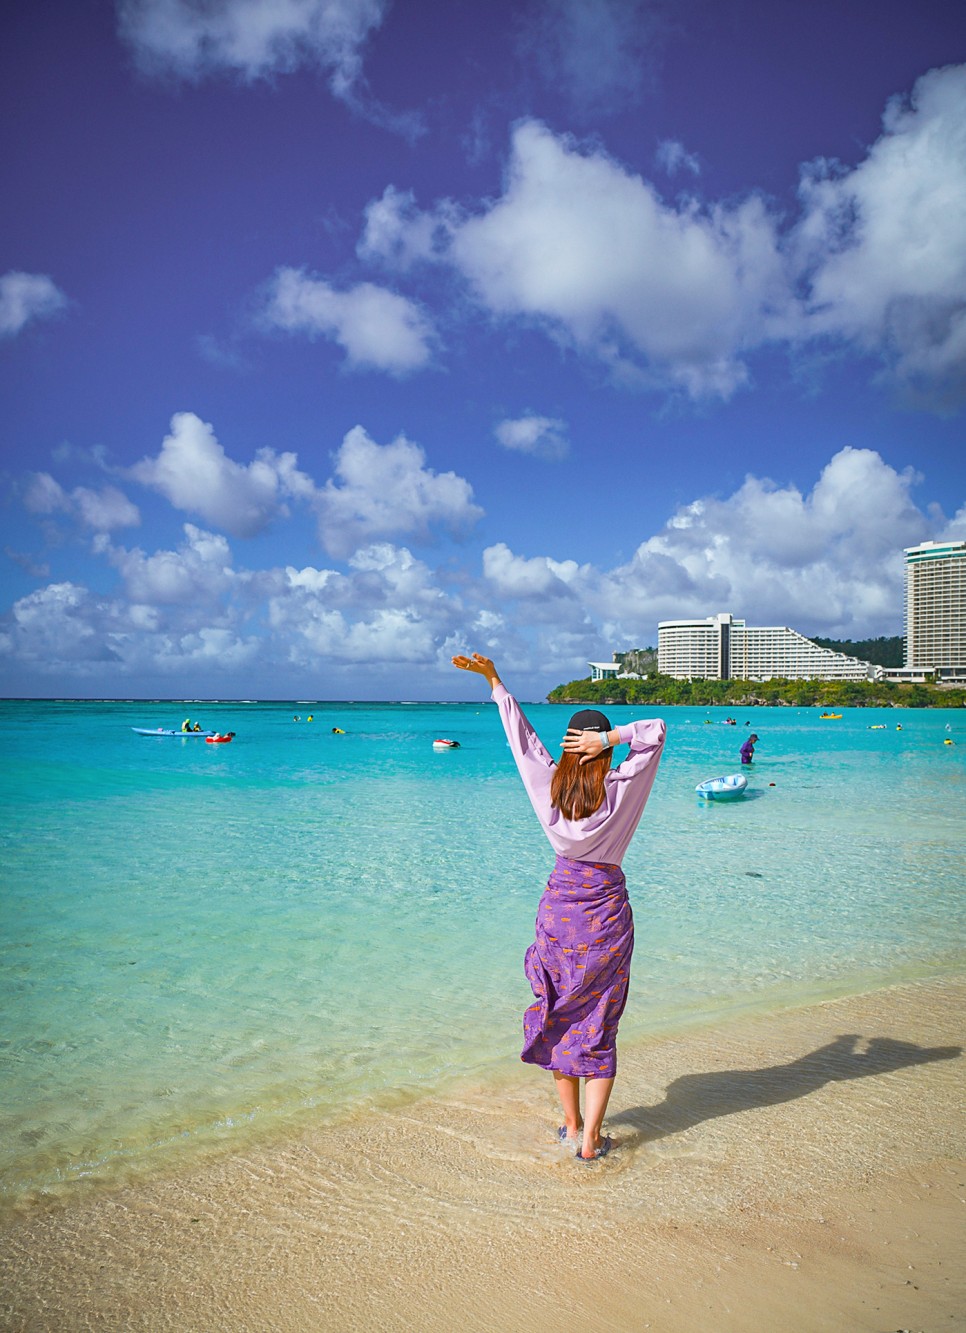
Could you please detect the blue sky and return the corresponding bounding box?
[1,0,964,700]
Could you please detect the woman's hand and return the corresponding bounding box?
[452,652,501,687]
[561,728,609,766]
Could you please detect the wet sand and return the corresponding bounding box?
[3,977,964,1332]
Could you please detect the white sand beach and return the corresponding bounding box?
[3,977,964,1332]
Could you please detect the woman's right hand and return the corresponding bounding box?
[452,652,501,687]
[562,728,609,765]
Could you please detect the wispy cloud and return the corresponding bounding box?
[0,271,67,337]
[494,414,569,461]
[24,474,140,531]
[515,0,670,120]
[115,0,424,135]
[656,139,700,177]
[117,0,386,88]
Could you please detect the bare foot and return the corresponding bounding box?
[578,1134,612,1161]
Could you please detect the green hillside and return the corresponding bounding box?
[809,634,904,667]
[547,672,964,708]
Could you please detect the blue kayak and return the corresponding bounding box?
[695,773,748,799]
[132,727,215,737]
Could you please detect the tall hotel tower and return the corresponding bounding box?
[903,540,966,681]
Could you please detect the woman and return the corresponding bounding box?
[453,652,666,1161]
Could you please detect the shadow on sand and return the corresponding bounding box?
[608,1034,962,1144]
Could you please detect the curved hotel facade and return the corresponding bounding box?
[658,614,877,682]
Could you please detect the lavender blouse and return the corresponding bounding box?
[492,683,666,866]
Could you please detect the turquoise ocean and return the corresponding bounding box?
[2,697,964,1209]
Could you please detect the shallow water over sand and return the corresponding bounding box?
[1,698,964,1205]
[3,981,963,1333]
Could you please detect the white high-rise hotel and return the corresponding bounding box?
[903,539,966,682]
[657,614,877,682]
[655,539,966,684]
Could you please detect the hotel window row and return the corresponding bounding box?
[657,615,876,682]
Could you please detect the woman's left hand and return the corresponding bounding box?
[561,728,608,765]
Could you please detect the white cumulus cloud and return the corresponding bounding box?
[471,447,958,680]
[261,267,435,374]
[6,582,122,668]
[494,414,569,461]
[267,542,462,666]
[129,411,315,537]
[4,439,960,693]
[100,523,236,606]
[315,426,483,557]
[161,625,259,668]
[361,65,966,407]
[483,543,582,600]
[795,63,966,410]
[0,272,67,337]
[285,604,436,664]
[0,567,259,679]
[357,186,442,270]
[938,503,966,542]
[372,119,791,399]
[592,447,932,642]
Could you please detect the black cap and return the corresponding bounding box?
[568,708,611,733]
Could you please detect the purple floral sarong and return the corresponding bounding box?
[521,854,634,1079]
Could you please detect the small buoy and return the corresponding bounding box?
[768,782,776,786]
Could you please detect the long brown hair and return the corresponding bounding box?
[550,749,611,820]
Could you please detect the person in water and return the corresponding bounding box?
[740,733,759,764]
[452,652,666,1162]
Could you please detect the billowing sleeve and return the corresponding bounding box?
[618,719,663,773]
[612,719,667,784]
[491,683,556,829]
